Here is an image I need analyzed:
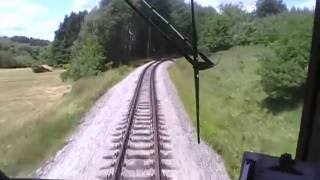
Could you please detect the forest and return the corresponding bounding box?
[46,0,313,105]
[0,36,49,68]
[0,0,314,178]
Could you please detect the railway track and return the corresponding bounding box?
[103,61,173,180]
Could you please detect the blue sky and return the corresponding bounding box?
[0,0,99,40]
[0,0,315,41]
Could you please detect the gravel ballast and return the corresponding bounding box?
[36,61,230,180]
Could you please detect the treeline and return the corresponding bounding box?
[49,11,88,66]
[50,0,222,80]
[197,0,313,102]
[0,37,49,68]
[10,36,50,46]
[48,0,313,103]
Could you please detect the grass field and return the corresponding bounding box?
[0,67,132,177]
[0,69,70,138]
[169,46,302,179]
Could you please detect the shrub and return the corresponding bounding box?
[0,51,26,68]
[64,33,107,81]
[258,12,312,101]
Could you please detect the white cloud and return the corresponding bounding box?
[0,0,58,40]
[33,18,61,40]
[293,0,315,9]
[0,0,101,40]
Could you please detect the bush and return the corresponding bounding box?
[256,0,287,17]
[63,33,107,81]
[0,51,27,68]
[258,12,312,101]
[199,15,233,52]
[198,4,251,52]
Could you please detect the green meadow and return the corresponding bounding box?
[170,46,302,179]
[0,67,132,177]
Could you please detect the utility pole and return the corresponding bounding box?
[128,23,134,58]
[190,0,201,144]
[147,25,151,58]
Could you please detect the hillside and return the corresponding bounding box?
[170,46,302,179]
[0,36,50,68]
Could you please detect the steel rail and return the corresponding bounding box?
[111,61,163,179]
[124,0,215,145]
[111,62,157,180]
[150,62,163,180]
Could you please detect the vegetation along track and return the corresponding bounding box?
[103,60,174,180]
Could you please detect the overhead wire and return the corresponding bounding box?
[124,0,215,144]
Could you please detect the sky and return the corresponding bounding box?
[0,0,316,41]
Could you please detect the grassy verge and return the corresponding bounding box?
[0,66,132,177]
[169,46,302,179]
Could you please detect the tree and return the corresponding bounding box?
[258,13,313,101]
[170,0,192,39]
[0,51,21,68]
[118,0,175,58]
[10,36,49,46]
[256,0,287,17]
[198,4,248,52]
[100,0,112,7]
[63,0,261,80]
[63,33,106,81]
[49,11,87,66]
[83,0,174,61]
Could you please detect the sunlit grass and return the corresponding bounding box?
[170,46,302,179]
[0,67,132,177]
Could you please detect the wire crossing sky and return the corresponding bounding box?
[0,0,315,40]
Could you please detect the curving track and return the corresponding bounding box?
[104,61,173,180]
[36,60,230,180]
